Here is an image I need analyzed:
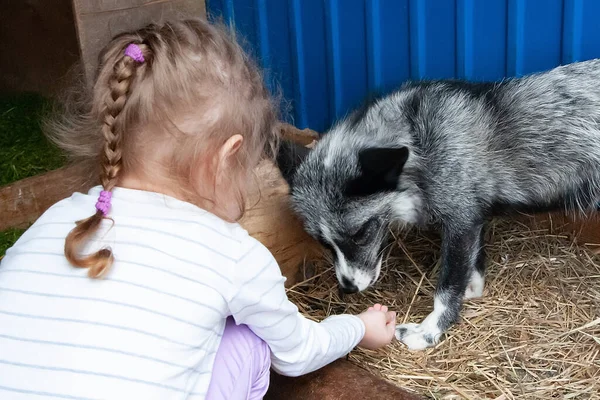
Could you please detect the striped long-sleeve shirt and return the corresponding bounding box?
[0,186,365,400]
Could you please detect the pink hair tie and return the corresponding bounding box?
[124,43,145,63]
[96,190,112,216]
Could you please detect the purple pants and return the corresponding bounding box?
[206,317,271,400]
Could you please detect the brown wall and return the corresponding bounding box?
[0,0,206,96]
[0,0,80,95]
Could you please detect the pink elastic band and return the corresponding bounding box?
[124,43,145,63]
[95,190,112,216]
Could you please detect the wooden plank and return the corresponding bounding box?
[72,0,206,84]
[265,359,423,400]
[520,212,600,253]
[279,123,319,146]
[0,163,93,231]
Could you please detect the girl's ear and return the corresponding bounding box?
[214,134,244,185]
[213,134,245,222]
[218,134,244,161]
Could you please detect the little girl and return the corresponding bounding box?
[0,19,396,399]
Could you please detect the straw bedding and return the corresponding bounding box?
[287,218,600,399]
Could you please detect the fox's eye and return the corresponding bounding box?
[352,218,380,245]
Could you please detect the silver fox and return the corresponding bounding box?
[276,59,600,350]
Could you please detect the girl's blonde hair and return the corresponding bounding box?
[45,19,279,278]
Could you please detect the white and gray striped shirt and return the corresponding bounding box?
[0,186,365,400]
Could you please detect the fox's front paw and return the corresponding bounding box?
[395,323,440,350]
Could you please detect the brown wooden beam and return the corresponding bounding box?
[265,359,423,400]
[0,162,92,231]
[520,212,600,253]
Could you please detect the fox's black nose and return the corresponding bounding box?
[339,277,359,294]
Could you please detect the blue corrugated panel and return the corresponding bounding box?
[507,0,563,77]
[457,0,507,81]
[409,0,457,80]
[324,0,368,120]
[288,0,330,132]
[365,0,410,94]
[207,0,258,56]
[254,1,293,107]
[563,0,600,63]
[207,0,600,132]
[206,0,233,24]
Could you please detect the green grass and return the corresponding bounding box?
[0,228,26,258]
[0,92,66,257]
[0,92,65,186]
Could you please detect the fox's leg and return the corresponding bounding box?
[464,224,486,300]
[395,221,484,350]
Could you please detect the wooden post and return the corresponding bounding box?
[71,0,206,85]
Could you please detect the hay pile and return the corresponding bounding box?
[287,219,600,399]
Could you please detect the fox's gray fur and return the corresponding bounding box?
[277,59,600,350]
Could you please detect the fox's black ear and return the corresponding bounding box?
[275,140,311,187]
[359,147,409,179]
[345,147,409,196]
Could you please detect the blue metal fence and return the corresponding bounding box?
[206,0,600,133]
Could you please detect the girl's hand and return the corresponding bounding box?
[357,304,396,350]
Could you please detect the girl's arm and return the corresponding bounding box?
[227,237,365,377]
